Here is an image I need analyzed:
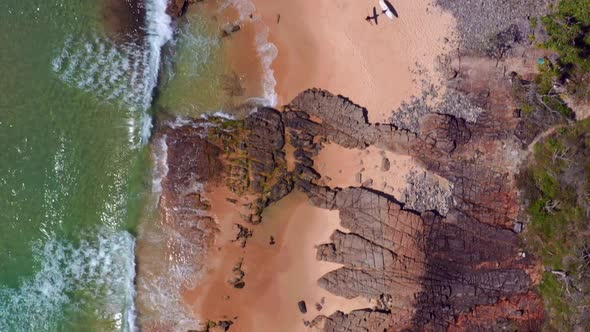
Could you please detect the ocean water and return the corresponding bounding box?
[0,0,172,330]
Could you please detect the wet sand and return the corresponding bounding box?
[185,190,371,331]
[252,0,456,123]
[186,0,276,109]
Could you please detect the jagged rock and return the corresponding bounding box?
[287,89,417,153]
[217,320,233,331]
[437,90,485,123]
[301,184,536,329]
[229,259,246,289]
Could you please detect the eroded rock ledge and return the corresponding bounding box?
[153,76,544,330]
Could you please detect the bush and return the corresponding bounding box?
[519,119,590,330]
[541,0,590,100]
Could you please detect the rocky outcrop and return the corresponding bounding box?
[282,66,543,329]
[312,310,391,332]
[403,170,453,214]
[288,89,416,153]
[296,183,537,330]
[222,108,292,222]
[154,68,544,330]
[157,121,224,268]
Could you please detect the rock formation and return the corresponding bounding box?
[152,45,548,329]
[284,85,542,330]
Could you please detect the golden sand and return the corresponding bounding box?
[185,190,371,331]
[252,0,456,123]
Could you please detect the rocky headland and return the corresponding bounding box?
[144,80,547,330]
[136,0,590,330]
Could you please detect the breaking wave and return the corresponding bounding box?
[51,0,173,147]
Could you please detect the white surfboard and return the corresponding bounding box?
[379,0,395,20]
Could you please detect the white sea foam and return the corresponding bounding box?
[201,111,237,120]
[136,222,204,331]
[225,0,279,107]
[0,230,136,331]
[51,0,173,147]
[46,2,174,329]
[151,134,169,194]
[255,25,279,107]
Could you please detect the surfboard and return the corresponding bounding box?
[379,0,396,20]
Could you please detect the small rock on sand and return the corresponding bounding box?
[381,157,391,171]
[298,300,307,314]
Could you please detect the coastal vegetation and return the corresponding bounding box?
[518,119,590,329]
[539,0,590,101]
[518,1,590,329]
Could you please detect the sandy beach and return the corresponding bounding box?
[185,189,372,331]
[252,0,456,123]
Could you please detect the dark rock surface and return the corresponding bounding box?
[298,301,308,314]
[155,121,224,270]
[312,310,391,332]
[299,184,537,330]
[287,89,416,153]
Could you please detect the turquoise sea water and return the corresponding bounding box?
[0,0,169,330]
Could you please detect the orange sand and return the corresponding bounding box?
[313,143,452,202]
[252,0,456,122]
[186,190,371,331]
[313,143,418,197]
